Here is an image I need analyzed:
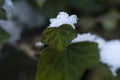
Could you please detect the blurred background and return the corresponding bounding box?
[1,0,120,80]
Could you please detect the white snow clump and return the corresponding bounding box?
[35,41,44,47]
[99,40,120,76]
[71,33,106,49]
[49,12,78,29]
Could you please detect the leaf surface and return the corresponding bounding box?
[41,24,77,51]
[35,42,100,80]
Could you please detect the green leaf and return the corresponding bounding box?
[0,7,7,20]
[27,0,41,9]
[35,42,100,80]
[116,69,120,79]
[0,27,9,47]
[100,66,115,80]
[83,65,115,80]
[102,9,118,31]
[41,24,77,51]
[36,0,45,7]
[0,0,4,6]
[42,0,69,17]
[0,0,7,20]
[70,0,103,14]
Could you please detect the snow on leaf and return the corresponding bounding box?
[49,12,78,29]
[71,33,106,49]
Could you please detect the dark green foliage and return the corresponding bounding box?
[0,7,7,20]
[0,45,37,80]
[0,27,9,47]
[0,0,4,7]
[70,0,103,14]
[0,0,7,20]
[41,0,103,17]
[83,65,115,80]
[42,0,69,17]
[35,42,100,80]
[35,24,100,80]
[26,0,40,9]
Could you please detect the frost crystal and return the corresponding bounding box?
[49,12,78,29]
